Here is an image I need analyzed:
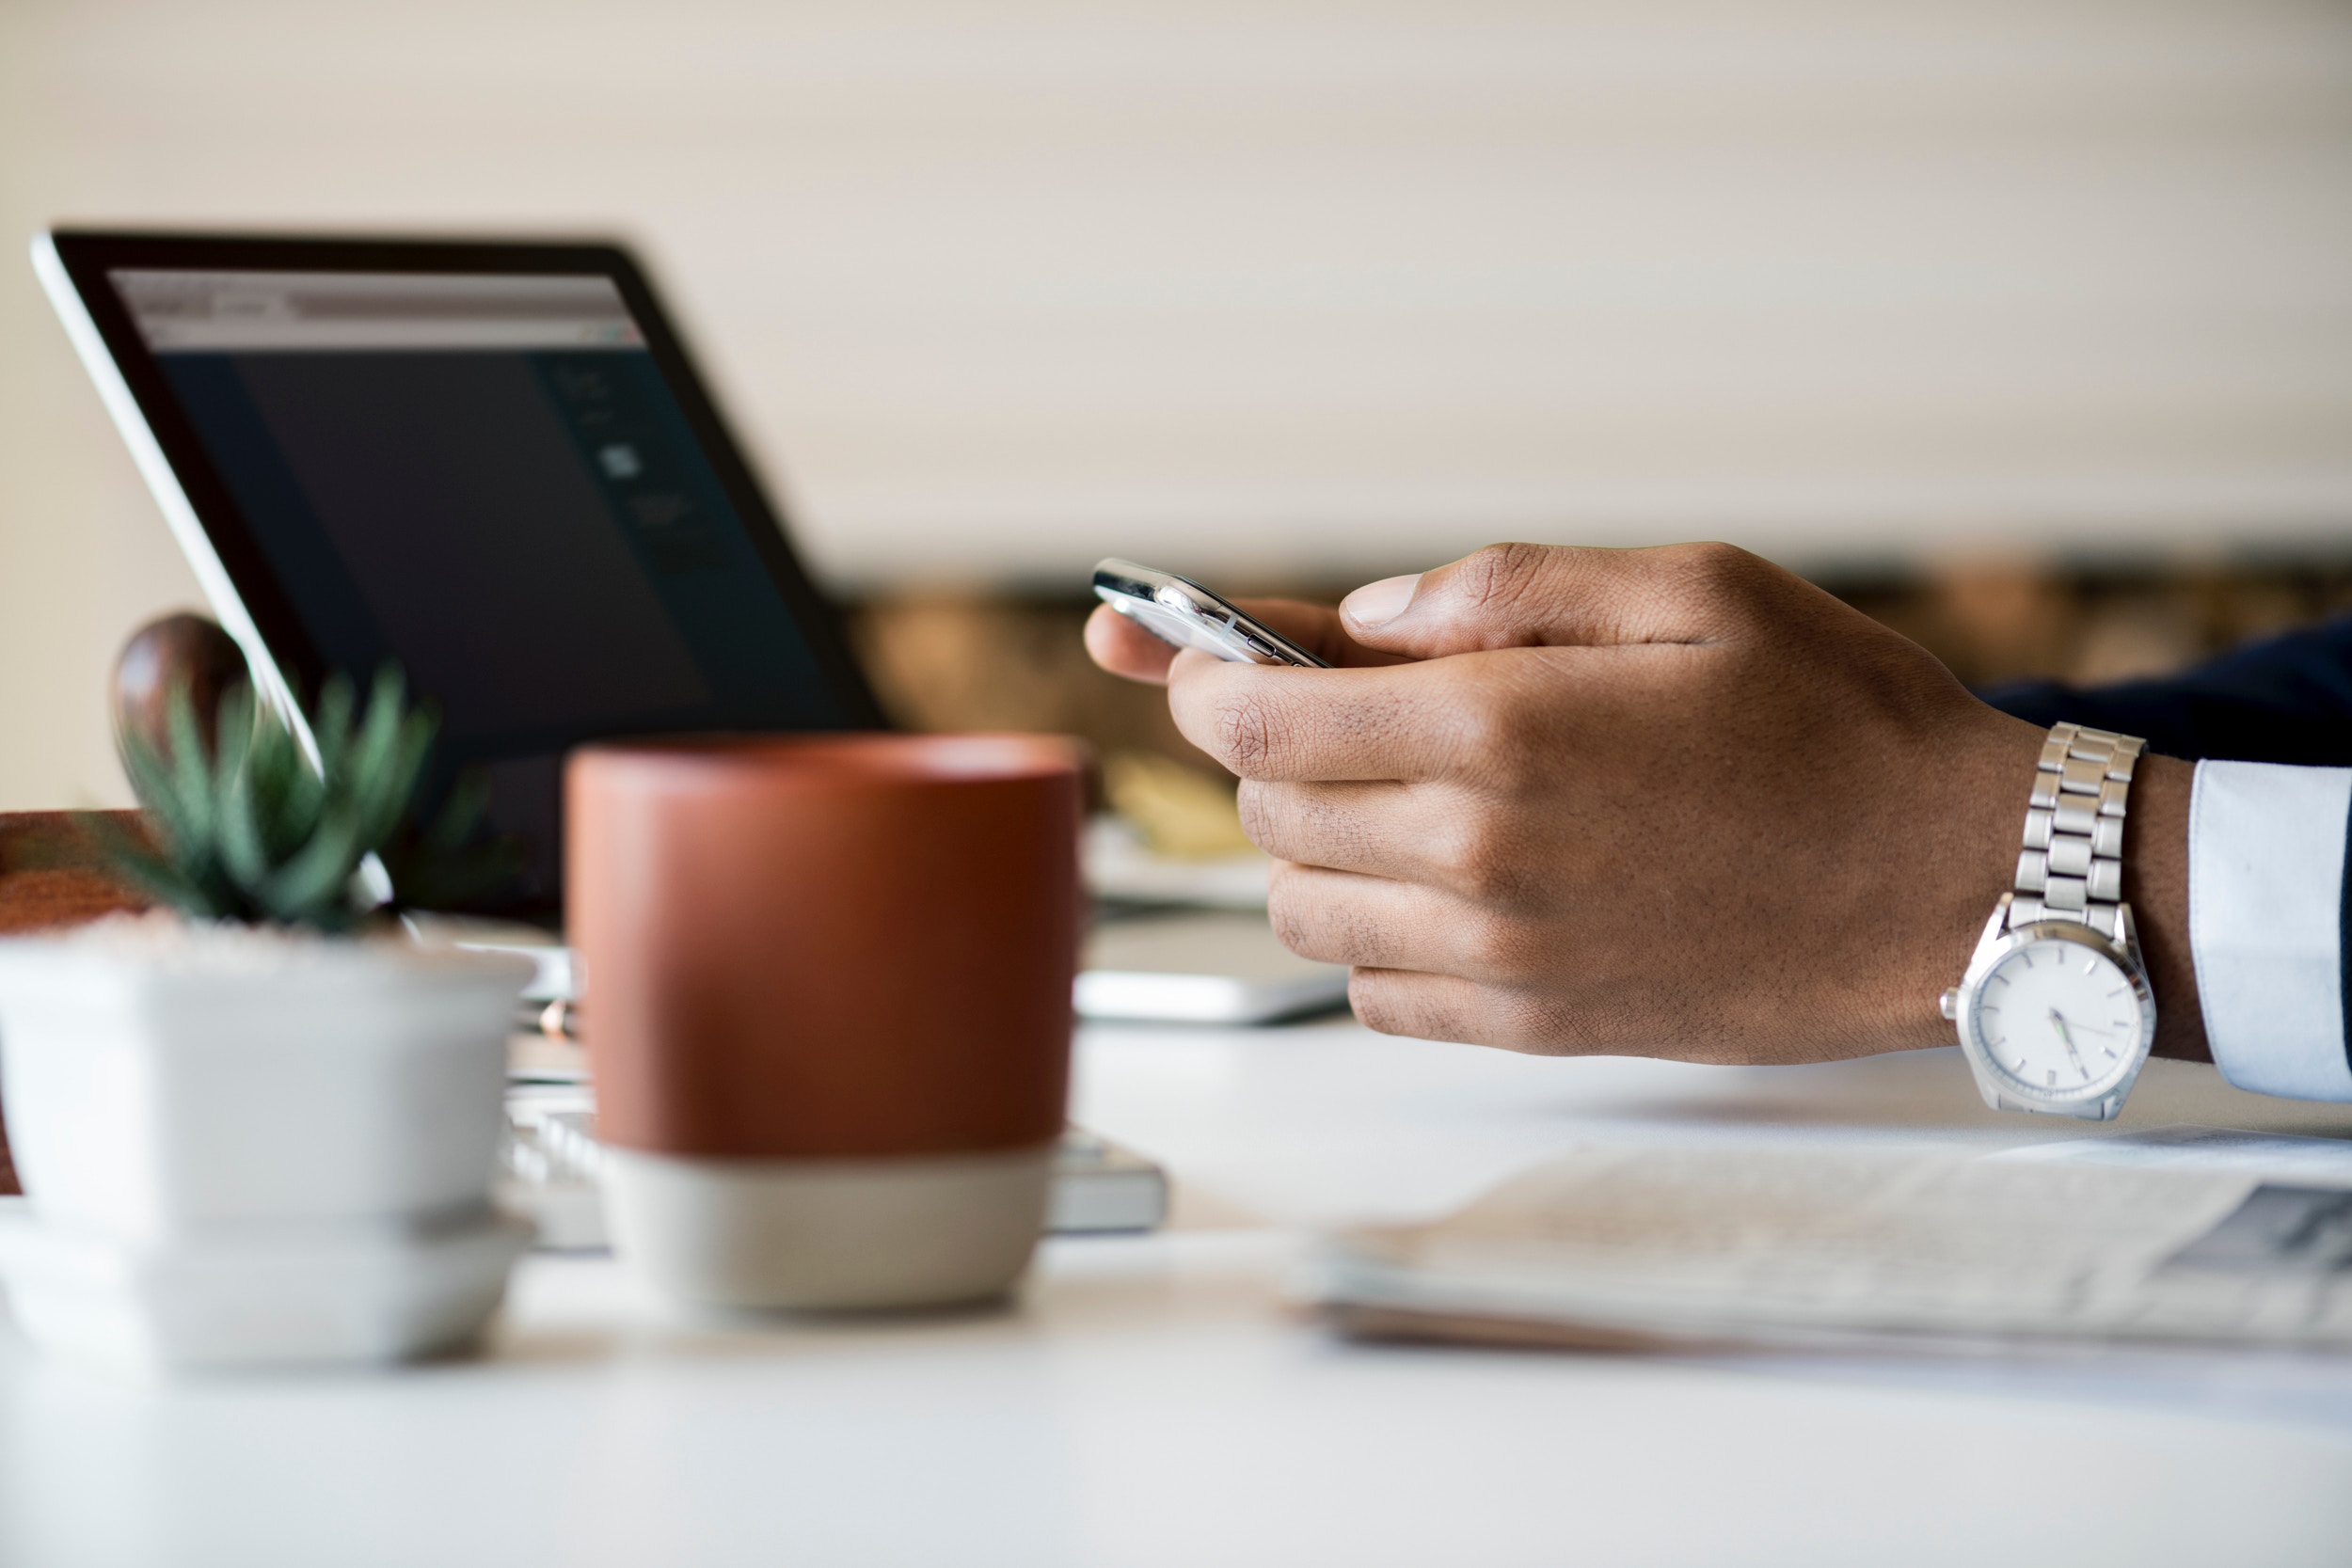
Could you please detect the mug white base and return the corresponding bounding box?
[600,1144,1056,1310]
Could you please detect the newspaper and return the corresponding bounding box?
[1311,1137,2352,1351]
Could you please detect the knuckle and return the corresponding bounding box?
[1484,989,1567,1054]
[1663,541,1779,621]
[1265,867,1349,962]
[1451,841,1528,906]
[1427,818,1485,887]
[1432,674,1527,775]
[1233,779,1279,847]
[1454,542,1551,615]
[1459,906,1542,980]
[1672,540,1760,583]
[1346,971,1422,1037]
[1213,689,1282,775]
[1264,874,1324,955]
[1466,702,1542,790]
[1242,782,1361,866]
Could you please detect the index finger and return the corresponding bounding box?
[1168,654,1500,783]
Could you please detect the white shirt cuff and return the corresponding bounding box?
[2188,758,2352,1101]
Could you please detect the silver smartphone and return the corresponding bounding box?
[1092,559,1331,668]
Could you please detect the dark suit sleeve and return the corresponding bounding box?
[1980,613,2352,765]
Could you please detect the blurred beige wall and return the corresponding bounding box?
[5,0,2352,806]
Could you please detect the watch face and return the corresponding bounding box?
[1967,930,2149,1101]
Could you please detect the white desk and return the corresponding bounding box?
[7,1022,2352,1566]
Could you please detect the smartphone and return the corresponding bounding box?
[1091,560,1330,668]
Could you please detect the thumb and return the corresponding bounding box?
[1336,542,1750,658]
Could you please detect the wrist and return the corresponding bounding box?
[1889,713,2205,1064]
[1885,710,2048,1052]
[1924,718,2185,1117]
[2122,752,2208,1061]
[1904,720,2206,1064]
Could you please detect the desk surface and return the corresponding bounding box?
[7,1022,2352,1567]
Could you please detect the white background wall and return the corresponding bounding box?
[5,0,2352,806]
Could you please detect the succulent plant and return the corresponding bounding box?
[101,664,515,930]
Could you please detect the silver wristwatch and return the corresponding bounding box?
[1940,722,2157,1119]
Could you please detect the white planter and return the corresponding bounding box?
[0,919,533,1375]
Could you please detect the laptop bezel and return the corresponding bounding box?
[37,228,887,742]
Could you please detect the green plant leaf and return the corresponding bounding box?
[259,804,367,927]
[310,673,354,778]
[162,682,215,854]
[213,686,267,891]
[98,657,512,931]
[117,724,188,847]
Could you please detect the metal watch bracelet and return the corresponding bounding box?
[2008,721,2142,942]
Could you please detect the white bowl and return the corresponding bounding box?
[0,1200,529,1375]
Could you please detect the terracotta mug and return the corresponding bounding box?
[565,734,1084,1309]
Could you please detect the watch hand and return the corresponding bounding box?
[2048,1009,2090,1076]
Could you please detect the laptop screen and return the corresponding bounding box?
[108,268,845,750]
[47,240,885,914]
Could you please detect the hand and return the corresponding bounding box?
[1085,543,2203,1065]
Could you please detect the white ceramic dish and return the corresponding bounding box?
[0,923,532,1372]
[0,1204,529,1375]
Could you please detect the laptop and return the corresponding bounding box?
[36,230,1347,1024]
[37,230,883,912]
